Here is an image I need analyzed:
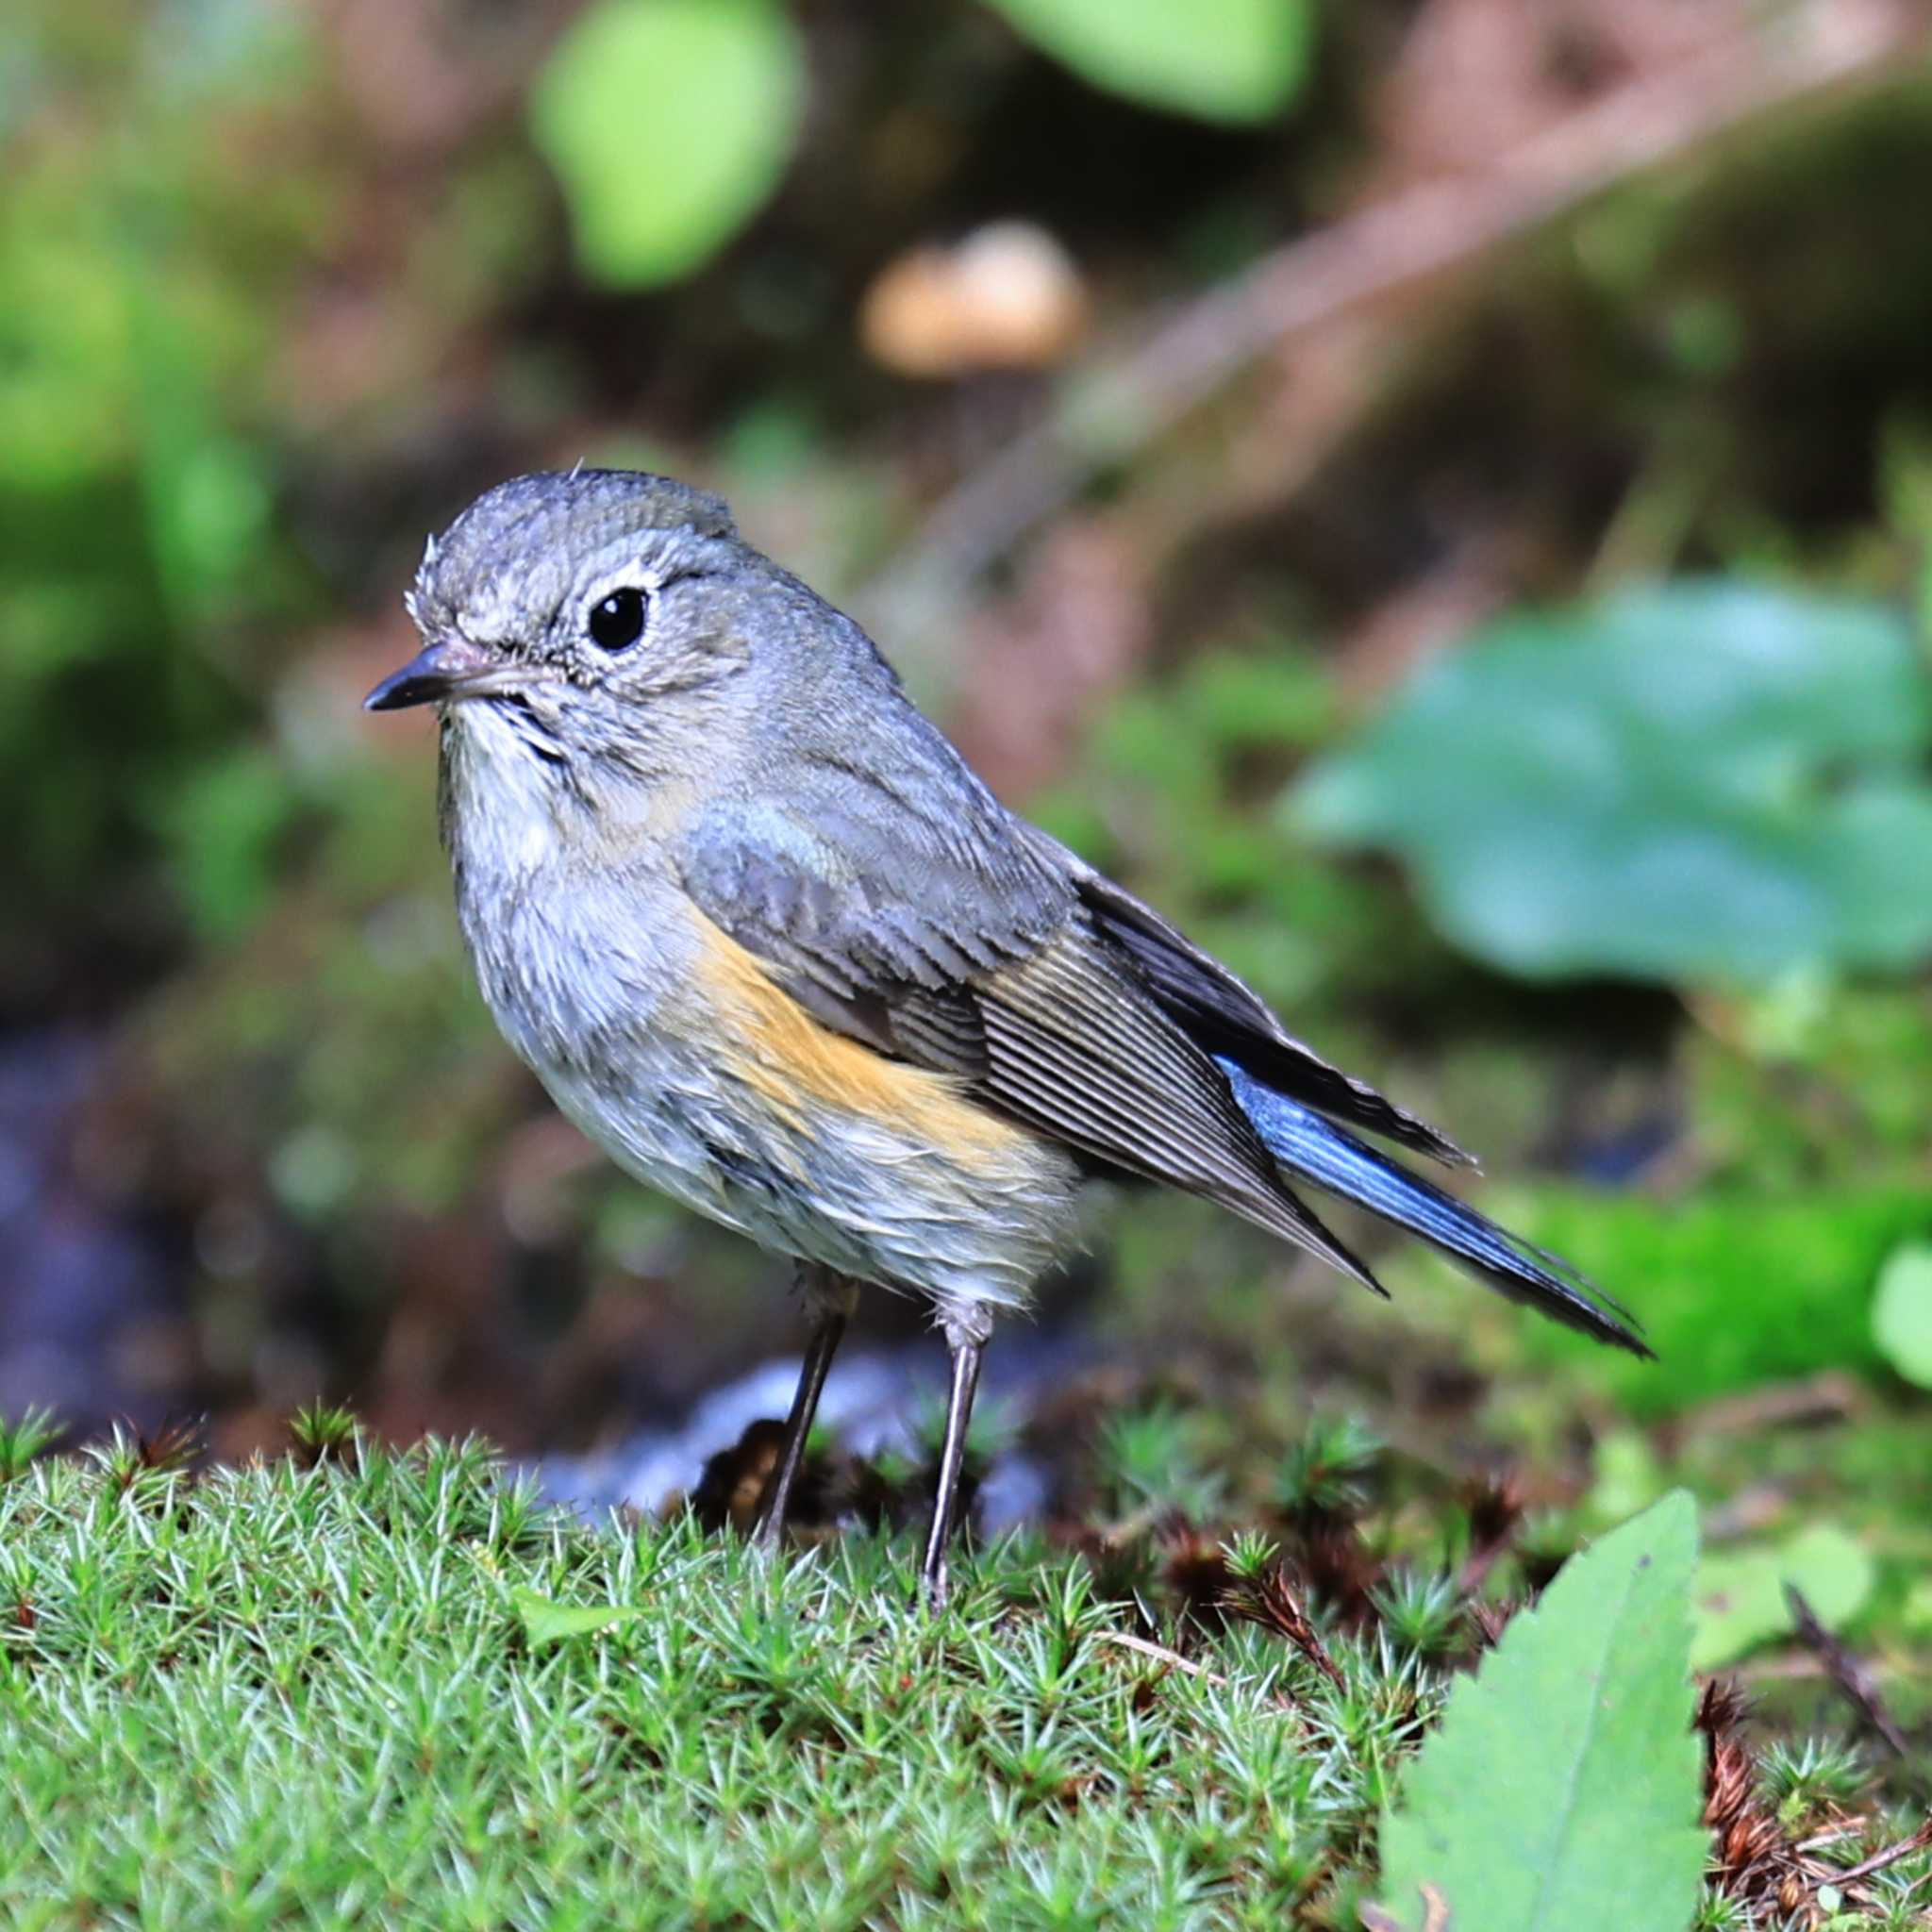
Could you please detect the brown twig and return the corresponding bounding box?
[861,0,1923,636]
[1827,1817,1932,1886]
[1092,1627,1228,1686]
[1784,1584,1918,1766]
[1668,1371,1865,1448]
[1360,1882,1452,1932]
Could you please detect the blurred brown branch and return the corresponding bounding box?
[1784,1583,1918,1768]
[862,0,1929,639]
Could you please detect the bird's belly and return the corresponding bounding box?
[533,1038,1082,1311]
[461,874,1082,1308]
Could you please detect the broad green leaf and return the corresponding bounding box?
[1374,1491,1704,1932]
[512,1587,641,1650]
[530,0,804,288]
[1690,1522,1874,1671]
[984,0,1312,125]
[1871,1241,1932,1389]
[1292,582,1932,983]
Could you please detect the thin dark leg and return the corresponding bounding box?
[919,1326,987,1610]
[753,1270,857,1553]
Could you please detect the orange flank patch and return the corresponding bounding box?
[691,912,1029,1165]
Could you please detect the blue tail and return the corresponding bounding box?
[1216,1058,1650,1357]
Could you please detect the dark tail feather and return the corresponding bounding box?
[1216,1058,1652,1357]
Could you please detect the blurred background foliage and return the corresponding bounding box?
[2,0,1930,1754]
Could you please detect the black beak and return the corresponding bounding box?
[364,637,496,712]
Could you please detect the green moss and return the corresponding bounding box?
[1689,982,1932,1190]
[0,1438,1436,1929]
[1497,1185,1929,1414]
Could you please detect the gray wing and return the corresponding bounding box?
[676,770,1382,1289]
[1026,833,1474,1168]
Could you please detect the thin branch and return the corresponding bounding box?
[1092,1627,1228,1685]
[1828,1818,1932,1886]
[1784,1583,1917,1765]
[861,0,1924,636]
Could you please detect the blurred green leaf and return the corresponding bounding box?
[529,0,804,288]
[983,0,1312,125]
[1690,1522,1874,1671]
[1374,1492,1704,1932]
[1871,1241,1932,1390]
[511,1588,641,1650]
[1292,582,1932,983]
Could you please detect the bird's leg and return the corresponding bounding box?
[753,1266,858,1554]
[919,1302,992,1610]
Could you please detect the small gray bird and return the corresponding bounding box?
[367,469,1646,1604]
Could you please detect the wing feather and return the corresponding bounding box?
[676,791,1380,1289]
[1044,842,1475,1168]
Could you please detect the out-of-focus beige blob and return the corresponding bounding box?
[859,221,1089,377]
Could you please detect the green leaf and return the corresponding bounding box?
[983,0,1312,125]
[1374,1491,1705,1932]
[512,1587,641,1650]
[529,0,804,288]
[1690,1522,1875,1672]
[1292,582,1932,983]
[1871,1241,1932,1389]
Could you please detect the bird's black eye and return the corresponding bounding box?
[588,586,649,652]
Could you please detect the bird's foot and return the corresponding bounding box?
[918,1553,950,1613]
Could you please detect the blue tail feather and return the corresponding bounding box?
[1216,1058,1650,1357]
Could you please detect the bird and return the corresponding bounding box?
[365,468,1648,1605]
